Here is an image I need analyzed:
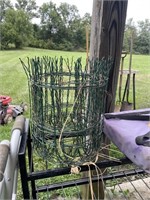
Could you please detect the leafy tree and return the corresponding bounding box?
[74,13,91,49]
[123,18,137,52]
[58,2,80,27]
[0,0,13,22]
[135,19,150,54]
[0,1,92,50]
[39,2,62,40]
[123,18,150,54]
[38,2,90,50]
[15,0,38,19]
[57,3,80,47]
[82,13,91,25]
[1,8,33,49]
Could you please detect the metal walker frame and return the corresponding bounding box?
[18,110,150,199]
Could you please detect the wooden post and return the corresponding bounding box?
[81,0,128,199]
[90,0,128,113]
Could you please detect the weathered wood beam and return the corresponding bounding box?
[81,0,128,199]
[90,0,128,113]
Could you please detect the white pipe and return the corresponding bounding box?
[0,140,10,182]
[0,115,25,200]
[0,178,5,199]
[0,140,10,199]
[12,164,19,200]
[3,129,21,200]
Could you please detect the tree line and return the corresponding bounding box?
[123,18,150,55]
[0,0,91,51]
[0,0,149,54]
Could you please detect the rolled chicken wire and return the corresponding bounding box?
[20,56,112,166]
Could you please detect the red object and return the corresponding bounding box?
[7,107,13,115]
[0,95,12,106]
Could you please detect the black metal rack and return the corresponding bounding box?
[18,118,150,199]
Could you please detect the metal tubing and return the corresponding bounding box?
[0,116,25,199]
[105,114,150,121]
[0,140,10,182]
[26,125,37,199]
[0,179,5,199]
[133,73,136,110]
[18,119,31,199]
[28,157,131,181]
[105,108,150,119]
[123,74,129,103]
[3,129,21,199]
[11,115,25,133]
[12,165,19,200]
[35,168,145,193]
[19,152,30,199]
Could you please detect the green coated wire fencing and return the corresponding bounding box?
[20,57,111,166]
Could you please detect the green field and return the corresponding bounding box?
[0,48,150,140]
[0,47,150,105]
[0,48,87,103]
[0,48,150,198]
[0,48,87,140]
[119,53,150,109]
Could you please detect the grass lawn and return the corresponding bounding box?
[0,48,87,139]
[0,47,150,148]
[0,48,150,198]
[118,54,150,109]
[0,48,149,107]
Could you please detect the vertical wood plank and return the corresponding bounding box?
[81,0,128,199]
[90,0,128,113]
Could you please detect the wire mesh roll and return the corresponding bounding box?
[20,56,111,166]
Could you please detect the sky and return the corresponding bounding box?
[35,0,150,22]
[11,0,150,22]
